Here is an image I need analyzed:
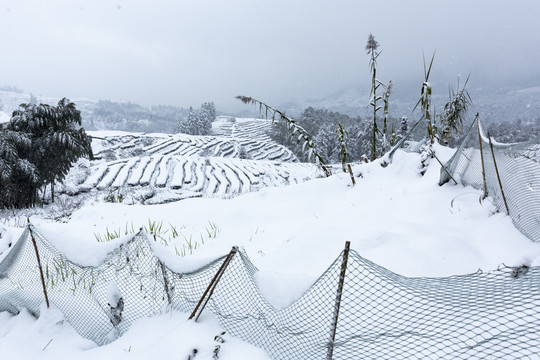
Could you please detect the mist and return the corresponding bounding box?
[1,0,539,112]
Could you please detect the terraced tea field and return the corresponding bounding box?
[58,118,321,203]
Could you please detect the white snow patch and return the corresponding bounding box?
[0,111,10,124]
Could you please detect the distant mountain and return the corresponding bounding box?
[0,88,188,133]
[3,76,539,133]
[278,78,540,125]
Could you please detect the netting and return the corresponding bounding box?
[388,116,429,158]
[440,118,540,243]
[2,226,540,358]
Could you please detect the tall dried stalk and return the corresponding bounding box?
[236,96,331,177]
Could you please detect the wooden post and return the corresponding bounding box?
[476,115,488,199]
[326,241,351,360]
[347,164,356,186]
[189,247,237,322]
[487,133,510,215]
[27,222,50,309]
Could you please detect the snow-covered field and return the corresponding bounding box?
[1,138,540,358]
[52,119,321,206]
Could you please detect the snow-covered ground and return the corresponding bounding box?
[1,144,540,359]
[0,110,10,125]
[51,123,314,205]
[0,305,270,360]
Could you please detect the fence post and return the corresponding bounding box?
[326,241,350,360]
[158,260,172,304]
[487,132,510,215]
[189,246,237,322]
[27,222,50,309]
[476,115,488,199]
[347,164,356,186]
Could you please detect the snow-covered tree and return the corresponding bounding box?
[176,102,215,136]
[2,98,93,207]
[176,106,197,134]
[314,124,334,163]
[199,101,216,134]
[0,130,38,208]
[400,116,408,136]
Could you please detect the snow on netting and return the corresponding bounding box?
[440,118,540,243]
[2,227,540,358]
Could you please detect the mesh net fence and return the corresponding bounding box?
[440,118,540,243]
[2,226,540,358]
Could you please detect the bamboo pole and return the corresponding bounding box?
[27,221,50,309]
[189,247,237,322]
[431,150,457,185]
[487,133,510,215]
[159,260,172,304]
[326,241,351,360]
[476,115,488,199]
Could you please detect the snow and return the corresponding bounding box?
[88,130,147,138]
[0,306,270,360]
[0,111,10,124]
[106,282,122,308]
[2,144,540,358]
[0,224,23,263]
[478,119,517,146]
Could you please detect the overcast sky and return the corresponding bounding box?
[1,0,539,111]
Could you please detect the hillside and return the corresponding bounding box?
[3,80,540,135]
[0,89,186,133]
[2,138,540,358]
[2,89,540,358]
[44,118,320,209]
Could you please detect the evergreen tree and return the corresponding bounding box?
[176,103,216,136]
[176,106,195,134]
[314,124,334,163]
[199,102,216,135]
[400,116,408,136]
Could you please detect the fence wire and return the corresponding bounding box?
[1,226,540,358]
[440,118,540,243]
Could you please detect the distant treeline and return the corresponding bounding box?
[269,107,540,164]
[84,100,191,133]
[270,107,409,163]
[486,118,540,143]
[82,100,220,135]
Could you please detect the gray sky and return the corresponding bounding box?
[1,0,539,111]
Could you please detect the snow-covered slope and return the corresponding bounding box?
[2,143,540,358]
[54,123,318,205]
